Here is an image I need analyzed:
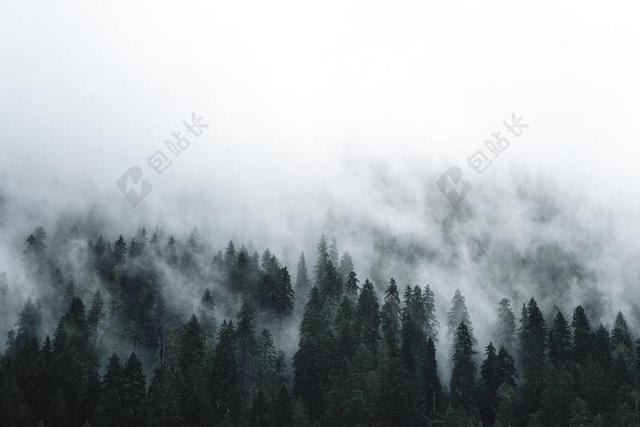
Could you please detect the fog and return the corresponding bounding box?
[2,0,640,365]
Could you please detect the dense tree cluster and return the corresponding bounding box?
[1,229,640,426]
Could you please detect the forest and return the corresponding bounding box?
[1,227,640,427]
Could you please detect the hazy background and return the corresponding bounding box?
[2,0,640,348]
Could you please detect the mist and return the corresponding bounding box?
[2,2,640,425]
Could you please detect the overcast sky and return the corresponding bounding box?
[1,0,640,236]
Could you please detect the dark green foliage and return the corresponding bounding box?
[520,298,547,414]
[345,270,359,299]
[355,279,381,357]
[447,289,472,339]
[548,310,571,367]
[295,252,311,309]
[381,279,401,355]
[449,322,476,412]
[571,305,592,363]
[422,338,443,421]
[314,236,341,298]
[272,384,293,427]
[5,229,640,426]
[87,291,105,335]
[495,298,516,353]
[377,356,414,426]
[293,287,334,420]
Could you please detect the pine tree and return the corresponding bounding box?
[400,287,427,381]
[593,325,612,371]
[179,315,208,426]
[295,252,311,308]
[495,298,516,353]
[199,289,216,351]
[102,354,124,426]
[450,322,476,411]
[333,296,357,372]
[166,236,178,266]
[423,285,439,342]
[478,343,496,426]
[250,390,269,427]
[496,346,517,387]
[329,236,339,269]
[447,290,473,341]
[87,291,105,335]
[338,252,354,285]
[113,235,128,263]
[548,310,571,367]
[275,266,294,316]
[569,398,592,427]
[314,236,340,298]
[355,279,381,358]
[293,287,334,420]
[521,298,547,415]
[571,305,592,363]
[255,329,281,396]
[236,300,258,398]
[381,279,401,356]
[272,384,293,427]
[129,238,141,258]
[210,320,241,424]
[377,356,414,426]
[422,338,443,421]
[121,353,147,427]
[611,312,632,351]
[345,271,359,300]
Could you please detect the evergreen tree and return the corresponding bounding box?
[344,270,359,300]
[250,390,269,427]
[450,322,476,411]
[272,384,293,427]
[329,236,339,269]
[447,290,473,341]
[87,291,105,335]
[548,310,571,367]
[199,289,216,351]
[593,325,612,371]
[210,320,241,424]
[521,298,547,415]
[572,305,592,363]
[113,235,128,264]
[612,312,632,351]
[422,338,443,421]
[295,252,311,308]
[423,285,439,342]
[480,343,499,427]
[293,287,334,420]
[381,279,401,356]
[355,279,381,358]
[495,298,516,353]
[121,353,147,427]
[102,354,124,426]
[496,346,517,388]
[179,315,208,426]
[377,356,414,427]
[314,236,340,298]
[236,300,258,398]
[333,296,357,372]
[338,252,354,285]
[255,329,281,396]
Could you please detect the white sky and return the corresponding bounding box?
[1,0,640,222]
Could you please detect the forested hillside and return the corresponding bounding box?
[1,228,640,426]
